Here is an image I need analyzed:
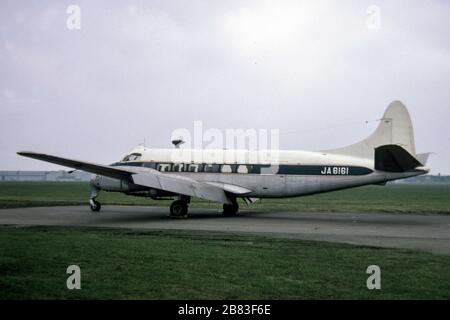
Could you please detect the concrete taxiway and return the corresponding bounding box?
[0,206,449,255]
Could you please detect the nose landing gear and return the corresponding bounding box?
[89,199,101,212]
[89,183,101,212]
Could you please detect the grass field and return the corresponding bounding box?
[0,226,449,300]
[0,182,449,214]
[1,182,449,299]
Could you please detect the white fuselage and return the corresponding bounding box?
[98,145,426,198]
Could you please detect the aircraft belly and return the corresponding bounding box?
[280,173,386,197]
[315,174,384,193]
[241,175,286,197]
[177,173,285,197]
[167,172,392,198]
[285,176,320,196]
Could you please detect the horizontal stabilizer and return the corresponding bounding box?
[374,145,423,172]
[416,153,431,166]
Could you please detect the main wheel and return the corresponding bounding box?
[222,202,239,216]
[170,200,188,217]
[90,199,101,212]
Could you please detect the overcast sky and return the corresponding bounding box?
[1,0,449,173]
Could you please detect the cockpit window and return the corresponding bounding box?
[122,153,142,162]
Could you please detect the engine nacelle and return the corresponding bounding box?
[90,174,175,198]
[90,175,144,192]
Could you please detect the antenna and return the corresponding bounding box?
[139,139,146,147]
[171,137,185,149]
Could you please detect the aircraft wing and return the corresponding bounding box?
[132,172,233,204]
[17,151,134,180]
[17,151,238,204]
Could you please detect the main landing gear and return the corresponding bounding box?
[222,201,239,216]
[169,200,188,217]
[169,196,190,218]
[169,197,239,218]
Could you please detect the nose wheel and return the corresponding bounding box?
[169,200,189,218]
[89,183,101,212]
[89,199,101,212]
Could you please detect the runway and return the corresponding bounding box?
[1,205,449,255]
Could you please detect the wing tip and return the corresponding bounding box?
[17,151,35,157]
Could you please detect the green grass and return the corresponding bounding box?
[0,182,449,214]
[0,226,449,299]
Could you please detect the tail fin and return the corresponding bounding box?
[324,101,416,159]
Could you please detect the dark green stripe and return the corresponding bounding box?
[111,162,373,176]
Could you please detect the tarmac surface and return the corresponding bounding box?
[0,205,449,255]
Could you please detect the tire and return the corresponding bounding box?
[170,200,188,217]
[222,202,239,216]
[90,200,101,212]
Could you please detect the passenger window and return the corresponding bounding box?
[188,164,198,172]
[237,165,248,174]
[157,163,172,172]
[221,165,232,173]
[173,164,184,172]
[204,164,220,173]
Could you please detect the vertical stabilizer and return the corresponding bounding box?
[323,101,416,159]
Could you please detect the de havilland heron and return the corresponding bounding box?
[18,101,430,217]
